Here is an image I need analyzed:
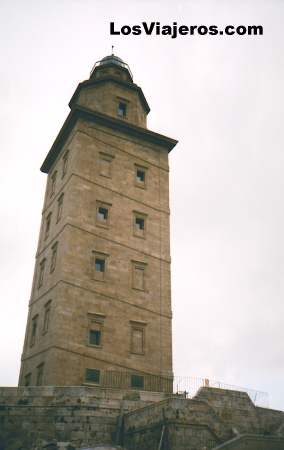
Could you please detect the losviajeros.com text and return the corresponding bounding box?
[110,21,263,38]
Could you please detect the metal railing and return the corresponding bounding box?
[173,375,269,408]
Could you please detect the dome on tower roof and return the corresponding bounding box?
[100,54,125,65]
[90,54,133,80]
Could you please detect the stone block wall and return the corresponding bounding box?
[0,386,166,450]
[1,386,283,450]
[123,387,284,450]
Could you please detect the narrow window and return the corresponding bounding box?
[96,201,111,227]
[24,373,32,387]
[130,324,145,355]
[44,213,52,240]
[99,153,113,178]
[92,251,108,281]
[57,193,64,222]
[132,261,146,291]
[85,368,100,384]
[131,374,144,389]
[38,259,46,288]
[36,363,44,386]
[50,242,58,273]
[135,165,147,188]
[62,150,69,178]
[50,171,57,197]
[30,315,38,347]
[133,212,147,238]
[88,313,105,347]
[43,301,51,334]
[89,323,102,346]
[95,258,105,273]
[117,101,127,118]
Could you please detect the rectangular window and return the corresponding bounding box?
[50,171,57,197]
[131,374,144,389]
[130,324,145,355]
[88,313,105,347]
[43,301,51,334]
[38,258,46,288]
[133,212,147,238]
[44,213,52,240]
[135,165,147,188]
[117,101,127,118]
[57,193,64,222]
[24,373,32,387]
[36,363,44,386]
[95,258,105,272]
[92,251,108,281]
[132,261,146,291]
[85,368,100,384]
[50,242,58,273]
[30,315,38,347]
[89,329,101,346]
[62,150,69,178]
[99,153,113,178]
[96,201,111,227]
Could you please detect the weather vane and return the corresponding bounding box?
[111,45,114,55]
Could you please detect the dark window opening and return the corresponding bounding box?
[136,169,145,183]
[131,374,144,389]
[85,368,100,383]
[135,217,145,230]
[89,329,101,346]
[24,373,31,387]
[57,194,64,222]
[45,213,52,239]
[118,102,127,118]
[97,207,108,221]
[95,258,105,272]
[30,316,38,346]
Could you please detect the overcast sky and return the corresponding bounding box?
[0,0,284,410]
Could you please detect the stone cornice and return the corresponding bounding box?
[40,105,178,174]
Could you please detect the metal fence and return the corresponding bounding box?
[89,370,268,408]
[173,375,269,408]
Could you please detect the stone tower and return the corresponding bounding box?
[19,55,177,390]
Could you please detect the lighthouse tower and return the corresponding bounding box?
[19,54,177,390]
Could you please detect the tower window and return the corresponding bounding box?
[50,171,57,197]
[130,324,145,355]
[50,242,58,273]
[132,261,146,291]
[117,101,127,118]
[92,251,108,281]
[43,301,51,334]
[44,213,52,240]
[36,363,44,386]
[99,152,113,178]
[89,328,102,346]
[24,373,32,387]
[135,165,147,188]
[88,313,105,347]
[38,259,46,288]
[62,150,69,178]
[57,193,64,222]
[95,258,105,273]
[85,368,100,384]
[131,374,144,389]
[30,315,38,347]
[96,201,111,227]
[97,207,108,221]
[133,212,147,238]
